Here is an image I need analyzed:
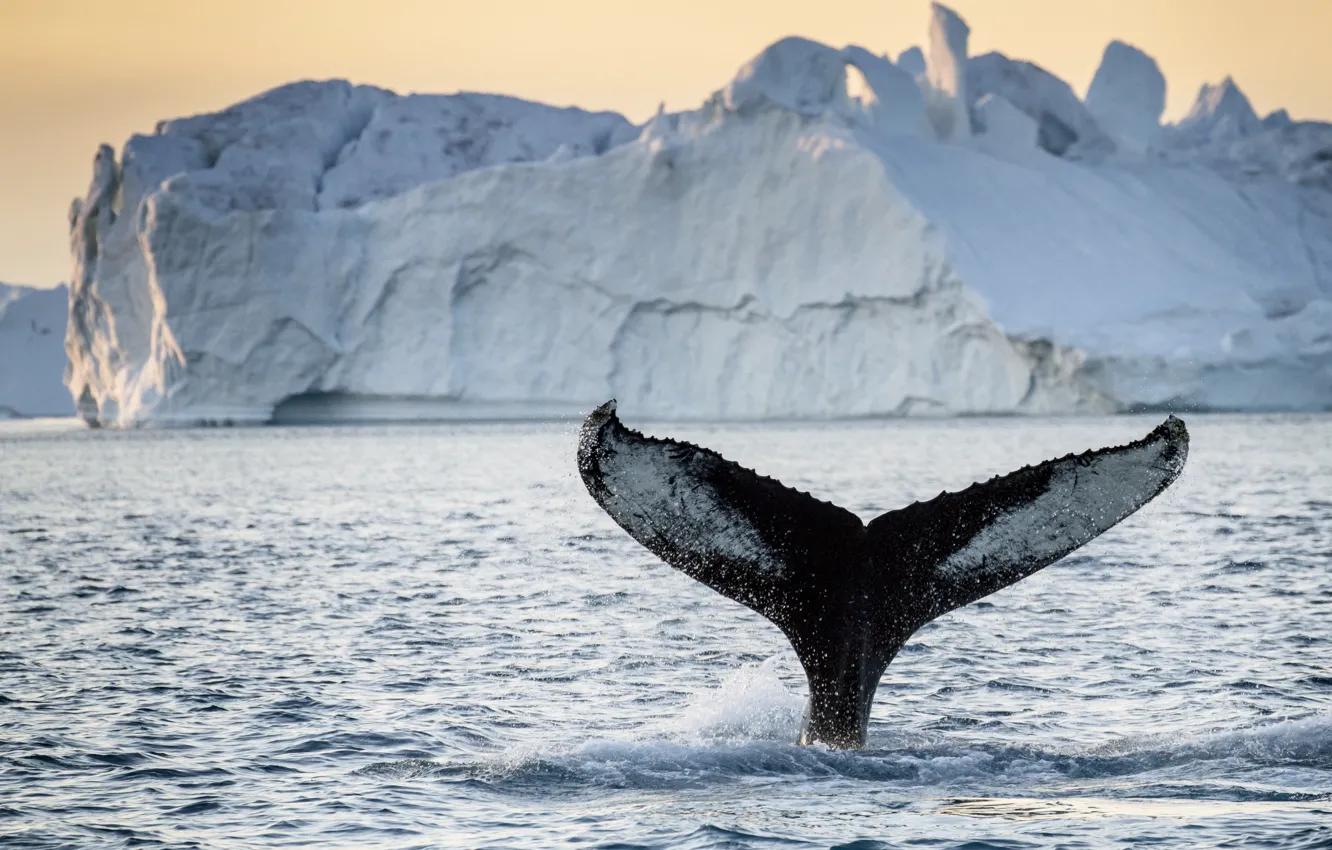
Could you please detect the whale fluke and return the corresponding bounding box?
[577,401,1189,749]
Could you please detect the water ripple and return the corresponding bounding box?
[1,414,1329,848]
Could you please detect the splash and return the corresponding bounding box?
[655,657,807,744]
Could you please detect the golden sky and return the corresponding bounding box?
[3,0,1330,288]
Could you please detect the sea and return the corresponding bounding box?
[1,413,1329,849]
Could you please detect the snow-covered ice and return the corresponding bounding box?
[60,2,1332,426]
[1263,109,1293,131]
[840,46,929,137]
[967,51,1111,157]
[67,95,1105,426]
[870,138,1332,410]
[923,3,971,141]
[896,47,926,80]
[1175,76,1261,144]
[0,283,71,418]
[1084,40,1165,154]
[972,94,1038,153]
[723,37,852,119]
[1162,75,1332,189]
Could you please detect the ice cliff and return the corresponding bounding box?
[65,5,1332,426]
[0,283,71,417]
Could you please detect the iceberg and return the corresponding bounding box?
[896,47,927,80]
[967,51,1111,157]
[1262,109,1293,131]
[1084,40,1166,154]
[62,3,1332,426]
[1161,75,1332,190]
[923,2,972,141]
[972,94,1038,153]
[1175,76,1261,144]
[66,87,1105,425]
[0,283,71,418]
[840,46,929,137]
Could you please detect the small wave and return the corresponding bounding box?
[452,720,1332,794]
[1185,714,1332,767]
[165,799,222,817]
[937,796,1332,822]
[357,660,1332,796]
[382,716,1332,795]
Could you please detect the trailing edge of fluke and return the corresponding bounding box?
[577,401,1189,749]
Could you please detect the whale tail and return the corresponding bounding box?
[577,401,1189,749]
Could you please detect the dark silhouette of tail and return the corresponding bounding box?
[577,401,1189,749]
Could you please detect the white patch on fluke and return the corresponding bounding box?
[937,428,1183,583]
[597,430,782,575]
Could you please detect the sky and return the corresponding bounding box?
[3,0,1330,288]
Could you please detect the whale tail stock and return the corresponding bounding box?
[577,401,1189,749]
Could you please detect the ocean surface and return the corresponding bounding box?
[1,413,1330,849]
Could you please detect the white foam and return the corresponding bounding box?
[662,657,807,743]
